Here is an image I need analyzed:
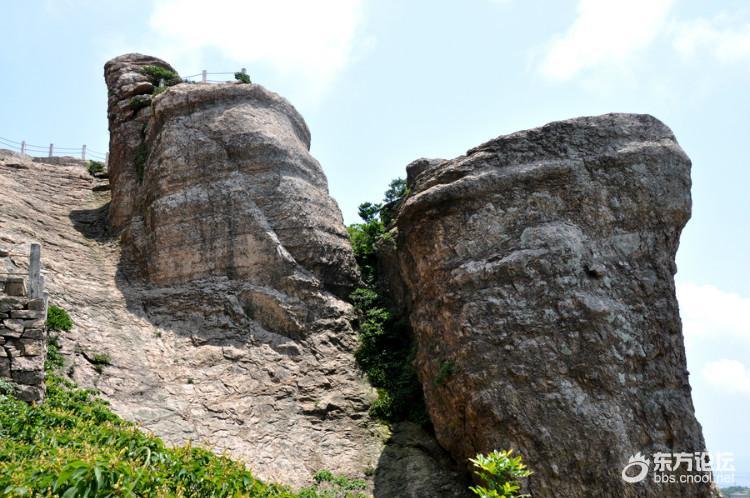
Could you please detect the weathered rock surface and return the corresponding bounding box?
[100,53,382,486]
[0,53,471,494]
[105,53,359,297]
[391,114,713,497]
[0,148,385,488]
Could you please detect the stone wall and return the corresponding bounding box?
[0,252,48,403]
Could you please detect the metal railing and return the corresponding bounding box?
[183,68,248,84]
[0,136,107,162]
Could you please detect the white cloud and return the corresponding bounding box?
[672,16,750,63]
[677,283,750,342]
[539,0,675,81]
[702,359,750,396]
[149,0,365,96]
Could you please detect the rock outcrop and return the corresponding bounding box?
[104,54,358,297]
[101,54,380,485]
[390,114,713,497]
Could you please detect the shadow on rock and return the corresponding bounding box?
[374,422,472,498]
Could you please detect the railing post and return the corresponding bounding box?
[202,70,207,83]
[48,143,54,158]
[81,144,87,161]
[20,140,26,155]
[28,243,41,299]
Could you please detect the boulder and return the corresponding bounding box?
[391,113,713,497]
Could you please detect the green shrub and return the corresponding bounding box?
[128,95,151,112]
[86,160,105,176]
[46,304,73,332]
[0,374,350,497]
[235,71,252,84]
[140,65,181,87]
[348,178,426,425]
[45,335,64,371]
[468,450,532,498]
[0,379,15,397]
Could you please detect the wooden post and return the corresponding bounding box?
[81,144,87,161]
[202,70,207,83]
[29,243,41,299]
[20,140,26,155]
[48,144,54,158]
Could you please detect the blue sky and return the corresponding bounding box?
[1,0,748,486]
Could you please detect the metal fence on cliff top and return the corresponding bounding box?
[0,68,249,162]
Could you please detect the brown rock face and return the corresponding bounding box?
[105,53,358,297]
[392,114,713,497]
[101,54,378,486]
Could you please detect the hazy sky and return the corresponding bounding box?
[1,0,748,486]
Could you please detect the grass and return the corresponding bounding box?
[0,342,372,497]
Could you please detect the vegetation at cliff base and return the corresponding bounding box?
[468,450,532,498]
[347,178,427,425]
[0,340,368,497]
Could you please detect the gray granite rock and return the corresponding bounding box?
[391,113,714,497]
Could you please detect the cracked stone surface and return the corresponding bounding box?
[390,114,716,497]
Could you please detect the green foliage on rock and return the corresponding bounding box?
[468,450,532,498]
[128,95,151,112]
[46,304,73,332]
[235,71,252,84]
[86,160,105,176]
[140,65,181,87]
[45,335,64,371]
[347,178,426,425]
[0,371,369,497]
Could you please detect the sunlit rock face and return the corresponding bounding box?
[392,113,715,498]
[105,53,358,297]
[103,53,380,487]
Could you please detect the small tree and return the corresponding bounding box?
[468,450,532,498]
[234,71,251,84]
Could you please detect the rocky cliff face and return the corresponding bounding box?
[105,54,358,297]
[391,114,713,497]
[100,54,383,485]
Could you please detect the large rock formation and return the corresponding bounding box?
[104,54,358,297]
[391,114,713,497]
[100,54,381,485]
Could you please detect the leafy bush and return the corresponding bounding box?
[235,71,252,84]
[0,373,362,497]
[45,335,64,371]
[468,450,532,498]
[140,65,181,87]
[0,379,15,397]
[86,160,105,176]
[46,304,73,332]
[348,179,426,424]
